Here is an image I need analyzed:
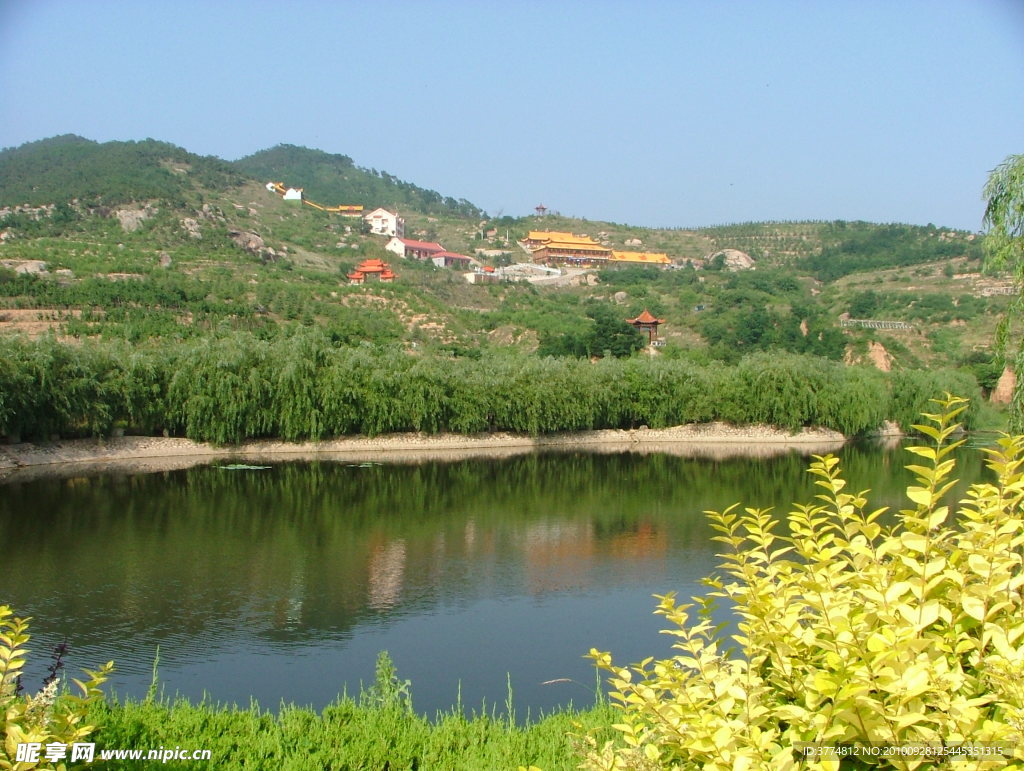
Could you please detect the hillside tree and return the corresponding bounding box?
[983,153,1024,429]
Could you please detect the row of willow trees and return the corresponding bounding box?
[0,332,980,444]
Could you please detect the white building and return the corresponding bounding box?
[265,182,303,202]
[364,208,405,238]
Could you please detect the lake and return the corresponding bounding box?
[0,440,992,719]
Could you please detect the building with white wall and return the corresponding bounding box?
[364,208,405,238]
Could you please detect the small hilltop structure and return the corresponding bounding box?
[626,309,666,346]
[265,181,364,215]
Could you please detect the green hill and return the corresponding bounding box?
[232,144,482,218]
[0,135,244,207]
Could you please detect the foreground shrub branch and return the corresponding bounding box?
[1,607,113,770]
[587,395,1024,769]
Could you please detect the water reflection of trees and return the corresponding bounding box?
[0,444,991,654]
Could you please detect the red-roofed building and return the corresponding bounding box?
[431,251,476,268]
[626,309,665,344]
[347,258,397,285]
[385,237,445,260]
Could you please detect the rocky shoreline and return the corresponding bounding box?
[0,423,849,482]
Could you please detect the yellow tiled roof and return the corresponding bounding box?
[525,230,575,242]
[525,231,606,247]
[610,251,671,264]
[533,241,611,254]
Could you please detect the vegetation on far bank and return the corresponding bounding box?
[0,331,981,445]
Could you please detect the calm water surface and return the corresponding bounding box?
[0,442,991,717]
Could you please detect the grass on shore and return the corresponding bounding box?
[86,652,617,770]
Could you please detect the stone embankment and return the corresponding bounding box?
[0,424,847,481]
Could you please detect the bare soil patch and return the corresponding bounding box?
[0,308,84,338]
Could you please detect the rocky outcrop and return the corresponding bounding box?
[707,248,755,271]
[0,259,47,274]
[229,230,280,263]
[230,229,264,253]
[180,218,202,239]
[114,205,155,232]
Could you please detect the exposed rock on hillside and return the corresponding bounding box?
[229,229,280,263]
[181,218,202,239]
[230,229,265,253]
[0,259,47,274]
[707,248,755,271]
[114,205,155,232]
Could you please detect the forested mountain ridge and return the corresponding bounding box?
[232,144,483,218]
[0,135,244,207]
[0,135,483,221]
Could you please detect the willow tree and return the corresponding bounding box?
[983,153,1024,429]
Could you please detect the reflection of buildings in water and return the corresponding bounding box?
[367,539,407,610]
[522,519,669,595]
[523,520,591,594]
[606,521,667,561]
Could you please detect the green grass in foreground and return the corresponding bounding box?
[86,653,615,770]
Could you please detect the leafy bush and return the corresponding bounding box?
[586,396,1024,769]
[1,606,113,770]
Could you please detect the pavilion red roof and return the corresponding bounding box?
[626,309,665,325]
[348,257,396,282]
[354,258,389,273]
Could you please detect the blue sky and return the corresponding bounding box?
[1,0,1022,230]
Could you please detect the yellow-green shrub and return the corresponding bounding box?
[587,396,1024,769]
[1,606,112,770]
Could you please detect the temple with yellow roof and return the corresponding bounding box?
[522,231,578,248]
[525,231,611,266]
[523,231,673,269]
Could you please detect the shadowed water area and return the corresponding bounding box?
[0,442,992,718]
